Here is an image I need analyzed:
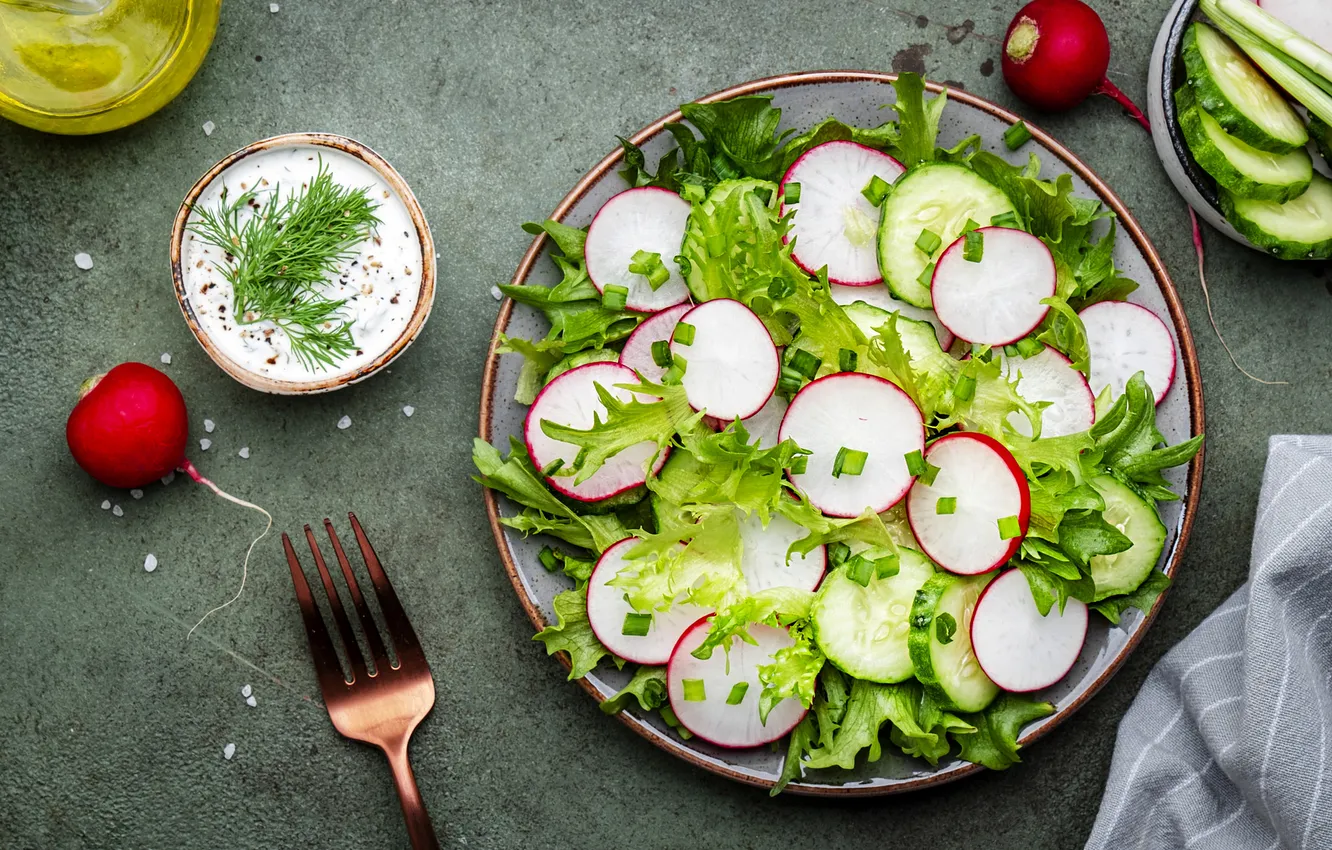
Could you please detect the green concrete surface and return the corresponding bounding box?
[1,1,1328,847]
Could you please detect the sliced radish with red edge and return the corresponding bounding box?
[738,510,826,592]
[671,299,779,421]
[619,303,692,382]
[970,568,1088,692]
[779,373,924,518]
[907,432,1030,575]
[781,142,906,285]
[1001,345,1095,438]
[828,283,956,350]
[667,618,808,748]
[585,187,691,313]
[524,362,667,502]
[1079,301,1176,405]
[586,538,711,665]
[931,227,1056,346]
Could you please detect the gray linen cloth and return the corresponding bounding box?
[1087,436,1332,849]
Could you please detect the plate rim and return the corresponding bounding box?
[478,70,1206,796]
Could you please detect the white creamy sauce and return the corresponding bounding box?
[182,145,421,383]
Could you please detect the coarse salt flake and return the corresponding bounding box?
[269,2,279,11]
[238,446,250,459]
[74,252,93,270]
[337,415,352,430]
[131,489,144,500]
[246,695,258,707]
[402,405,415,417]
[101,500,111,510]
[161,471,175,486]
[144,554,158,572]
[204,419,215,433]
[223,743,235,760]
[160,352,172,365]
[490,286,502,301]
[200,438,212,451]
[242,684,252,697]
[202,120,216,136]
[112,504,124,517]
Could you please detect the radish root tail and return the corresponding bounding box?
[1094,77,1151,133]
[181,459,274,640]
[1189,209,1288,386]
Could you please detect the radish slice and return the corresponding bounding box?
[779,373,925,518]
[586,538,710,665]
[828,283,956,350]
[585,187,691,313]
[620,303,692,382]
[930,227,1056,346]
[1258,0,1332,53]
[738,511,826,592]
[1000,345,1096,438]
[667,618,808,747]
[907,432,1030,575]
[671,299,779,420]
[524,362,667,502]
[970,569,1088,692]
[781,142,906,285]
[1079,301,1176,405]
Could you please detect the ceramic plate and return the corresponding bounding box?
[480,72,1205,795]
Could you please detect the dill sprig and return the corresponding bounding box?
[188,158,381,371]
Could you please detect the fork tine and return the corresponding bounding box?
[323,518,391,673]
[348,512,426,668]
[282,533,348,695]
[304,524,367,682]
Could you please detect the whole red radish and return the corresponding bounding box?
[1002,0,1148,129]
[67,362,188,488]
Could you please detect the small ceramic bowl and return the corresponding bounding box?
[1147,0,1331,256]
[170,133,436,394]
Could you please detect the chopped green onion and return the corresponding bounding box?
[1015,337,1044,358]
[602,284,629,311]
[827,541,851,567]
[673,321,696,346]
[726,682,750,705]
[963,229,984,263]
[846,555,874,587]
[838,348,858,373]
[862,174,892,206]
[971,343,994,362]
[915,229,942,256]
[935,612,958,644]
[680,182,706,203]
[833,446,868,478]
[541,457,565,477]
[650,339,673,368]
[916,262,936,288]
[784,182,802,204]
[1003,345,1019,357]
[628,249,670,290]
[997,515,1023,540]
[705,233,726,258]
[662,355,687,385]
[538,546,560,572]
[904,449,925,477]
[1004,120,1032,150]
[990,211,1021,229]
[622,612,652,636]
[789,349,822,379]
[682,679,706,702]
[789,455,808,476]
[920,461,941,487]
[936,496,957,515]
[874,551,900,580]
[953,374,976,402]
[754,186,774,207]
[961,218,981,234]
[659,705,683,727]
[768,276,796,300]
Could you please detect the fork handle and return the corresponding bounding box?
[384,739,440,849]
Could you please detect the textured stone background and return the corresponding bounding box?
[1,1,1328,847]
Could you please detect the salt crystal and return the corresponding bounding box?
[161,471,175,486]
[144,554,158,572]
[112,504,124,517]
[222,743,235,760]
[490,286,502,301]
[246,695,258,707]
[160,352,172,365]
[74,252,93,270]
[200,438,212,451]
[101,500,111,510]
[204,419,215,433]
[238,446,250,459]
[402,405,415,417]
[130,489,144,500]
[337,415,352,430]
[269,2,279,11]
[202,120,216,136]
[241,684,252,697]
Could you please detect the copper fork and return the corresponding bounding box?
[282,513,440,849]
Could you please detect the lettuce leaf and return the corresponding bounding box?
[652,422,809,520]
[804,679,969,770]
[534,589,623,680]
[1092,372,1203,501]
[690,585,817,659]
[679,95,794,181]
[888,73,948,166]
[600,665,668,714]
[611,508,746,612]
[953,693,1055,770]
[758,621,825,723]
[1092,569,1172,625]
[774,715,818,795]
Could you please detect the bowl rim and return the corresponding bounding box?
[479,70,1206,796]
[1158,0,1224,213]
[169,132,437,395]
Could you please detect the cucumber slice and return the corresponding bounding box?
[1312,115,1332,163]
[908,571,1000,712]
[1175,85,1312,203]
[1089,475,1167,601]
[545,348,619,384]
[840,301,944,359]
[810,548,935,683]
[1221,172,1332,260]
[1182,23,1308,154]
[876,163,1016,309]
